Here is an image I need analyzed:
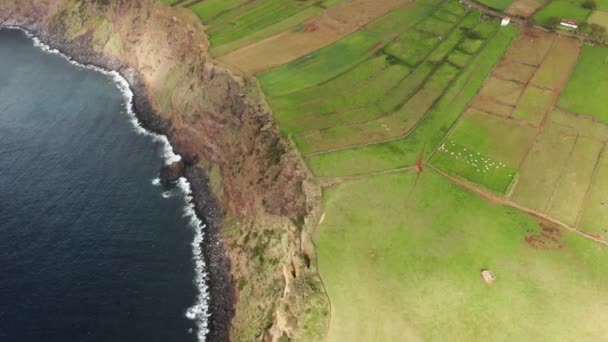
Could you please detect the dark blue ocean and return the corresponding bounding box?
[0,29,206,341]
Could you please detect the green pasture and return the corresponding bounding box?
[558,45,608,122]
[578,150,608,238]
[534,0,591,27]
[530,37,580,90]
[546,136,604,226]
[429,109,536,193]
[209,7,323,56]
[258,30,382,96]
[189,0,248,21]
[316,169,608,341]
[587,10,608,29]
[258,0,448,97]
[206,0,314,47]
[269,6,507,155]
[510,122,577,212]
[511,86,553,124]
[307,24,518,177]
[550,109,608,140]
[474,0,514,10]
[595,0,608,10]
[430,140,517,193]
[510,110,608,227]
[264,0,483,140]
[294,63,460,154]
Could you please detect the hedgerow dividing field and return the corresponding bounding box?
[260,3,514,157]
[306,24,519,177]
[430,30,581,194]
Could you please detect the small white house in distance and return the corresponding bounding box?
[501,16,511,26]
[560,19,578,29]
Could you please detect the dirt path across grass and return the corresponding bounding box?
[217,0,412,75]
[428,164,608,246]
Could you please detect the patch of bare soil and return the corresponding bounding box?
[524,222,567,250]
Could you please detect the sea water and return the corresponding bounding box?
[0,28,207,341]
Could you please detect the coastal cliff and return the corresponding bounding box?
[0,1,328,341]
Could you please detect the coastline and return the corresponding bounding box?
[0,25,233,341]
[0,1,329,340]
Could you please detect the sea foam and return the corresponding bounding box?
[4,26,210,340]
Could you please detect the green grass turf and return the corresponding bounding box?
[578,150,608,238]
[188,0,249,21]
[206,0,314,47]
[307,23,518,177]
[316,169,608,341]
[587,10,608,29]
[428,107,537,194]
[510,122,577,212]
[534,0,591,27]
[473,0,515,10]
[257,0,449,97]
[511,86,554,124]
[209,6,323,56]
[595,0,608,10]
[558,45,608,122]
[293,63,459,154]
[258,29,383,96]
[446,110,537,166]
[430,140,518,193]
[546,136,604,226]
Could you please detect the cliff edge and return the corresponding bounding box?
[0,0,329,341]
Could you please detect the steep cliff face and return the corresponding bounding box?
[0,0,328,341]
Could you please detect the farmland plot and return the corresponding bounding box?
[278,8,502,154]
[306,24,519,177]
[429,29,580,193]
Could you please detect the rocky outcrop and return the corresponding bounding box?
[0,0,328,341]
[160,160,185,184]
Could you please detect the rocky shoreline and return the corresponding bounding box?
[0,23,234,341]
[0,1,329,340]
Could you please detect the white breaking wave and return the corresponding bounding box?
[4,26,210,340]
[178,177,210,341]
[162,191,172,199]
[151,178,162,186]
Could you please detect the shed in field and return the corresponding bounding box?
[480,269,496,284]
[560,19,578,29]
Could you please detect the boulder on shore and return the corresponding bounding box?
[159,160,185,184]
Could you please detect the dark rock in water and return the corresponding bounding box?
[160,160,185,184]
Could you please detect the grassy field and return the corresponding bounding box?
[429,109,536,193]
[306,24,519,177]
[578,150,608,238]
[172,0,350,56]
[257,2,512,157]
[587,10,608,29]
[166,0,608,339]
[558,45,608,122]
[316,170,608,341]
[534,0,591,27]
[474,0,514,10]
